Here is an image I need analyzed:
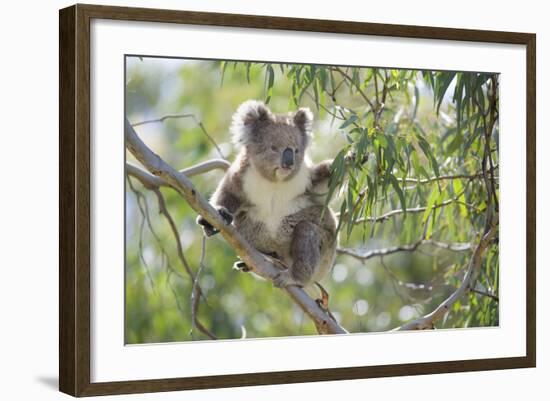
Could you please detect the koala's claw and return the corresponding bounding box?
[196,207,233,237]
[233,260,250,272]
[218,206,233,225]
[314,282,330,310]
[314,282,338,323]
[196,218,218,237]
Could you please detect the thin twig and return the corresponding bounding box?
[331,67,376,112]
[470,287,499,302]
[347,197,476,224]
[337,239,471,261]
[151,187,217,340]
[303,91,346,122]
[132,113,226,159]
[126,176,158,293]
[190,236,215,339]
[379,256,415,303]
[398,167,498,185]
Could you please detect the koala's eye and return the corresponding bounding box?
[271,145,277,152]
[295,149,299,154]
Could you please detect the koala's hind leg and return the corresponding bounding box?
[288,221,324,286]
[272,221,322,288]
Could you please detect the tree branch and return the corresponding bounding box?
[126,118,347,335]
[126,159,230,189]
[347,197,475,224]
[190,235,216,339]
[394,216,498,330]
[132,113,195,127]
[337,239,472,261]
[398,167,498,185]
[470,287,499,302]
[132,113,226,159]
[331,67,376,112]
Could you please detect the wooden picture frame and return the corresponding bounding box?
[59,3,536,397]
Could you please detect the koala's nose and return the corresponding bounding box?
[282,148,294,168]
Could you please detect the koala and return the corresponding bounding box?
[197,100,337,288]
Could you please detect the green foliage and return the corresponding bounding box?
[125,57,499,343]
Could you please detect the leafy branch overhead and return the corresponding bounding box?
[125,58,499,341]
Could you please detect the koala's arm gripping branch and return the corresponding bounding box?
[125,118,347,335]
[310,160,333,186]
[311,151,369,186]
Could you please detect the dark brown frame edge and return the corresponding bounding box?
[59,3,536,397]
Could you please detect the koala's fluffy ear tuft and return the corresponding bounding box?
[230,100,273,147]
[293,107,314,142]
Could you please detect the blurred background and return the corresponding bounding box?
[125,56,499,343]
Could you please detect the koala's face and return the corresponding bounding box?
[231,100,313,182]
[247,120,307,181]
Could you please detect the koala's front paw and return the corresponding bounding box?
[217,206,233,225]
[196,215,218,237]
[344,149,369,165]
[196,207,233,237]
[233,260,250,272]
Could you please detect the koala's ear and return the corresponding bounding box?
[293,107,314,141]
[230,100,273,146]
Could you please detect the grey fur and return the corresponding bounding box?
[197,100,337,287]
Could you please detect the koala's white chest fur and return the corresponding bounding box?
[242,164,312,237]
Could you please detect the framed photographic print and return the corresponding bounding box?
[59,3,536,397]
